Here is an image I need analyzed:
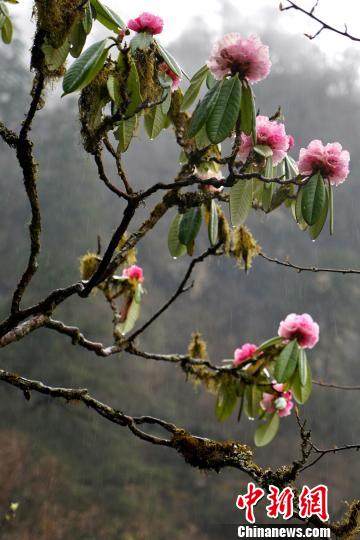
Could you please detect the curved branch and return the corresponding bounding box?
[259,252,360,275]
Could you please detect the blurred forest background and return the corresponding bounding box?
[0,3,360,539]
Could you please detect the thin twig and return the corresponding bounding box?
[259,252,360,275]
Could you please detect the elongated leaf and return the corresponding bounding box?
[42,39,70,71]
[116,298,140,335]
[115,116,137,153]
[156,40,182,78]
[187,81,221,138]
[181,64,209,111]
[178,207,202,246]
[161,90,172,115]
[126,59,142,116]
[168,214,187,258]
[275,340,299,383]
[69,20,87,58]
[208,200,219,246]
[107,74,121,105]
[90,0,125,31]
[82,1,93,34]
[230,179,253,226]
[241,82,256,142]
[257,336,283,352]
[206,75,241,143]
[301,173,326,226]
[309,186,329,240]
[206,72,217,89]
[215,382,237,421]
[291,362,312,404]
[144,104,167,139]
[328,181,334,235]
[244,385,262,419]
[194,125,211,150]
[62,39,108,95]
[0,3,9,16]
[298,349,308,387]
[254,413,280,447]
[294,187,308,230]
[262,183,274,213]
[1,15,12,43]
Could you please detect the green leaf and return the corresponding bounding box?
[257,336,283,352]
[275,340,299,383]
[194,125,211,150]
[187,81,221,138]
[244,385,262,419]
[285,155,299,179]
[107,74,121,105]
[1,15,12,44]
[116,298,140,335]
[115,116,137,153]
[62,39,109,95]
[69,20,87,58]
[130,32,153,52]
[0,3,9,16]
[126,59,142,116]
[254,413,280,447]
[230,179,253,226]
[254,144,273,159]
[82,1,93,34]
[301,173,326,226]
[328,181,334,235]
[178,207,202,246]
[206,72,217,89]
[208,200,219,246]
[168,214,187,258]
[241,82,256,142]
[144,105,167,139]
[298,349,308,387]
[90,0,125,32]
[206,75,241,144]
[180,64,209,111]
[291,361,312,404]
[262,183,274,213]
[42,39,70,71]
[155,40,182,78]
[161,90,172,115]
[215,382,237,421]
[309,186,329,240]
[293,187,308,230]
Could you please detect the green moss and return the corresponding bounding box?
[34,0,83,49]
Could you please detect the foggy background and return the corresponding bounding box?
[0,1,360,538]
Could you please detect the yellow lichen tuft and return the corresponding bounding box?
[217,206,231,254]
[231,226,261,271]
[79,252,101,281]
[79,62,113,153]
[188,332,208,360]
[134,49,162,104]
[116,233,137,267]
[34,0,83,49]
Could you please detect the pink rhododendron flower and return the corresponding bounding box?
[159,63,181,91]
[128,12,163,35]
[207,33,271,83]
[238,115,293,166]
[298,139,350,186]
[287,135,295,151]
[261,384,294,418]
[233,343,258,367]
[122,265,144,283]
[278,313,319,349]
[196,169,224,193]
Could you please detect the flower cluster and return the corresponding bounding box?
[261,383,294,418]
[298,139,350,186]
[238,115,294,165]
[278,313,319,349]
[122,265,144,283]
[128,12,163,35]
[233,343,258,367]
[207,33,271,83]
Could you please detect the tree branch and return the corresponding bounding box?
[259,252,360,275]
